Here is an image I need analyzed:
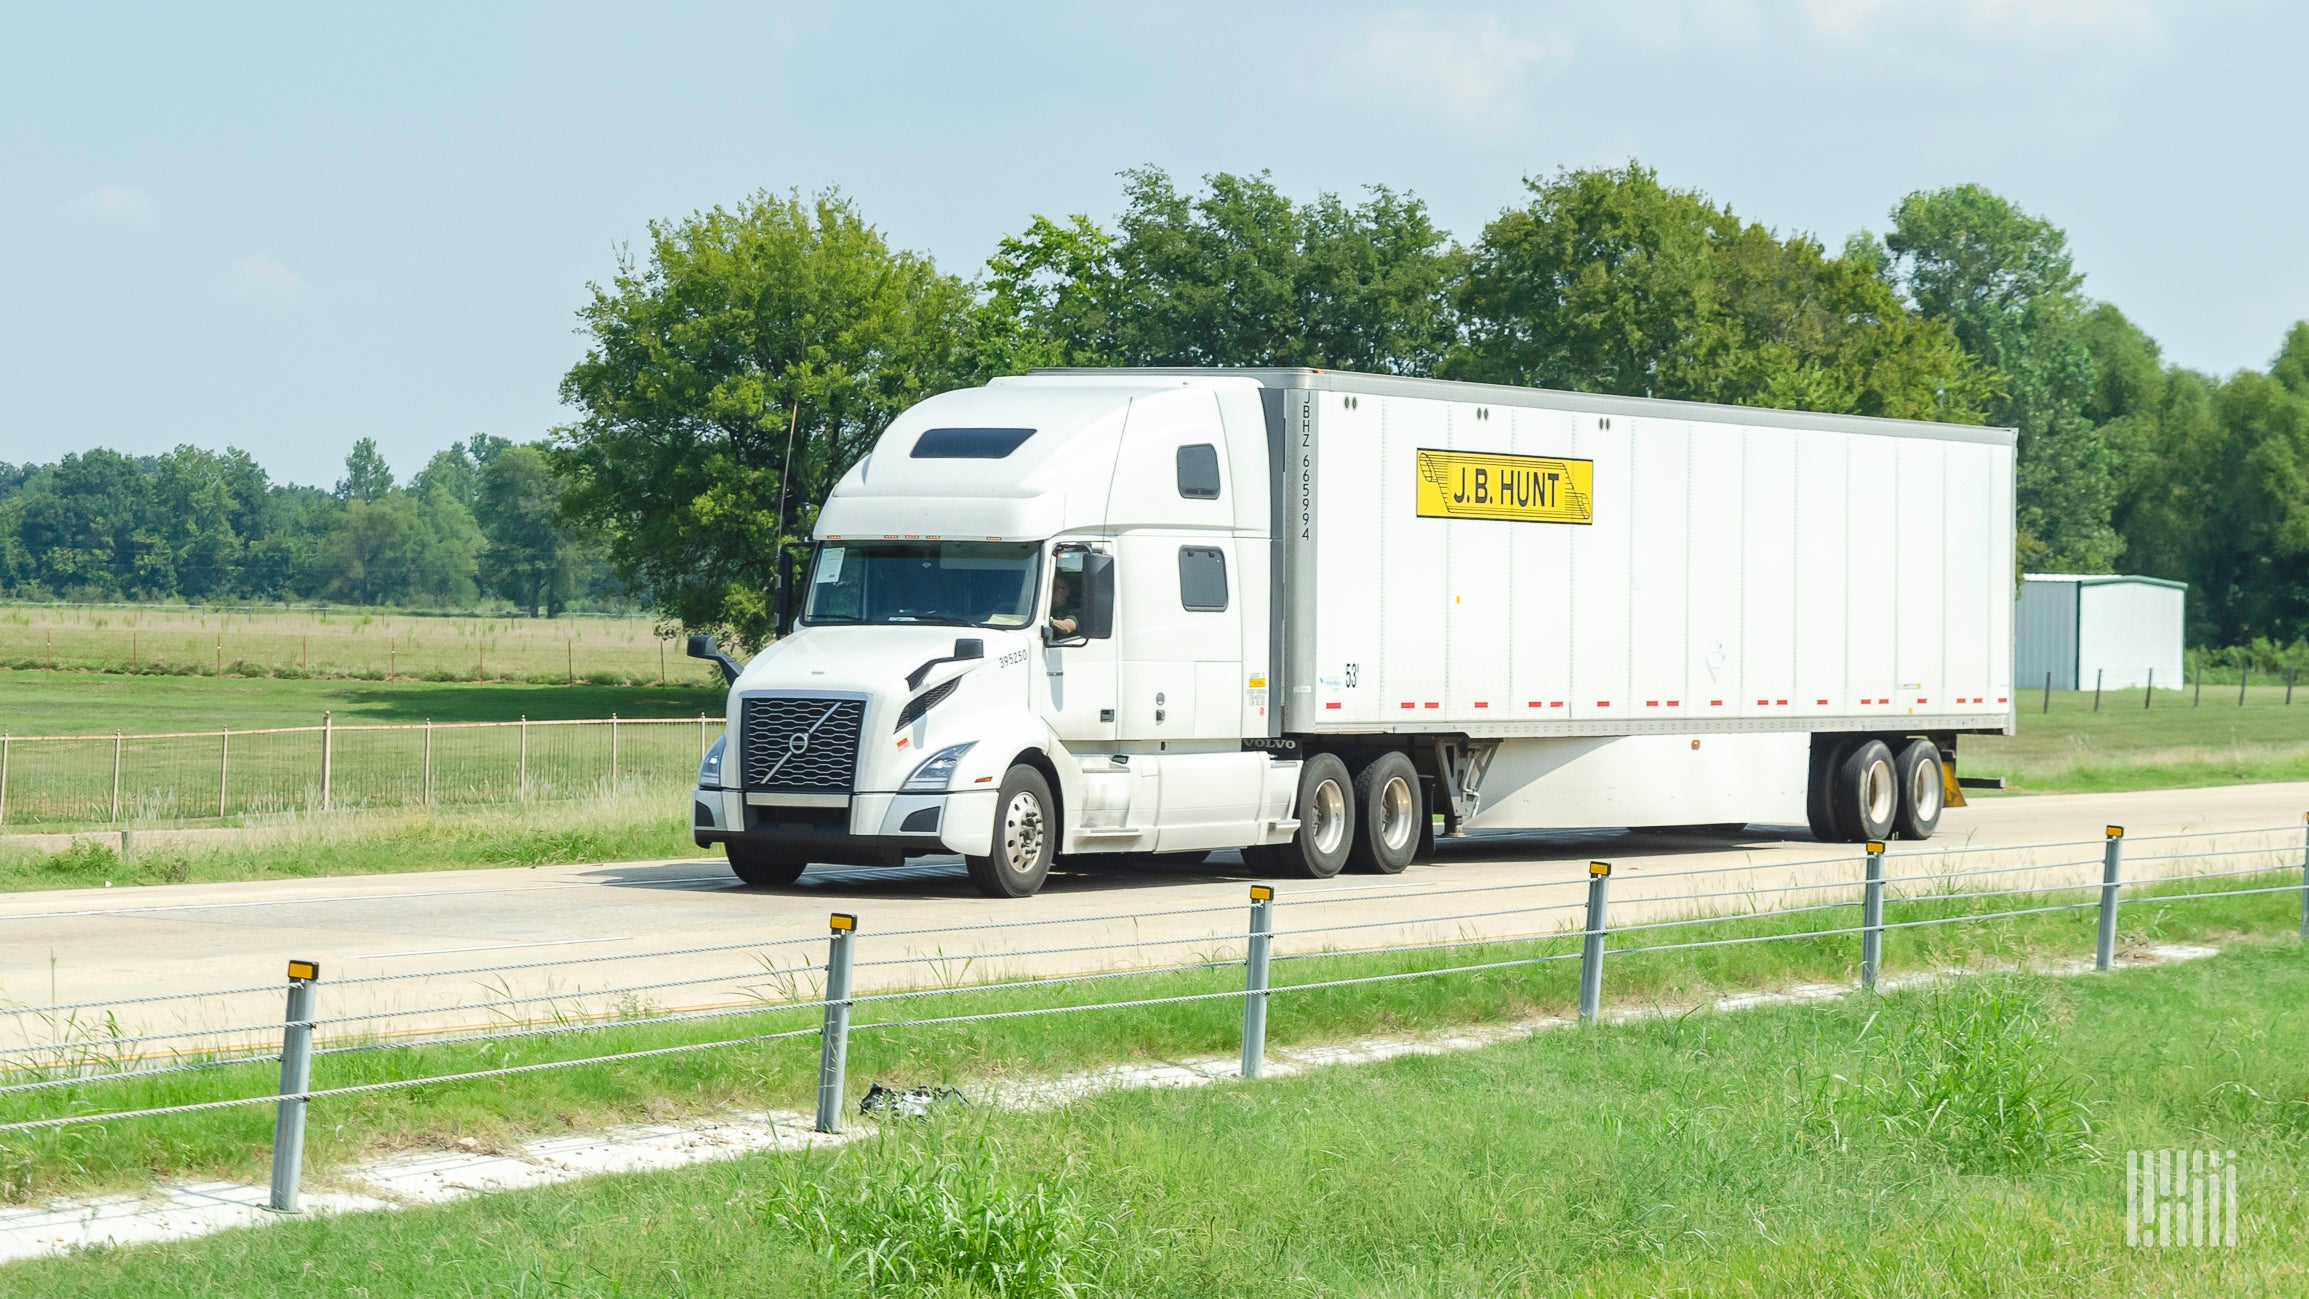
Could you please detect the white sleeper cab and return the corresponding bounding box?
[690,369,2018,897]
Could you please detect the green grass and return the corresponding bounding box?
[0,667,721,735]
[4,865,2299,1209]
[11,924,2309,1293]
[0,789,703,893]
[1962,686,2309,793]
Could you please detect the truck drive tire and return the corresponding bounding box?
[1831,739,1899,843]
[725,842,808,888]
[1345,751,1422,875]
[1244,752,1355,879]
[1893,739,1944,840]
[966,764,1056,898]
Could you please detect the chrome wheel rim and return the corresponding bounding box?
[1862,758,1896,828]
[1910,758,1942,821]
[1377,775,1416,853]
[1001,791,1045,872]
[1309,778,1347,857]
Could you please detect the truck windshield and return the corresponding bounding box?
[802,542,1041,629]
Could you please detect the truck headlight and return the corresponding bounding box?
[901,742,976,792]
[699,734,728,786]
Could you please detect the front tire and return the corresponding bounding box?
[1892,739,1944,840]
[725,842,808,888]
[965,765,1056,898]
[1831,739,1899,843]
[1345,751,1421,875]
[1244,753,1354,879]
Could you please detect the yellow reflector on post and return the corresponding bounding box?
[1249,885,1274,902]
[1866,841,1886,854]
[1589,861,1610,877]
[828,913,857,932]
[2106,825,2125,838]
[287,959,319,982]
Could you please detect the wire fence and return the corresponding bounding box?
[0,715,720,826]
[1,815,2305,1213]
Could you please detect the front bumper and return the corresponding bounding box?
[692,787,999,862]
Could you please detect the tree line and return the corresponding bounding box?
[0,435,614,615]
[11,163,2304,651]
[557,164,2309,652]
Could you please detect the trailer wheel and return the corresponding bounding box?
[965,765,1056,898]
[725,842,808,888]
[1805,736,1852,843]
[1345,752,1422,875]
[1893,739,1944,840]
[1832,740,1899,843]
[1245,753,1355,879]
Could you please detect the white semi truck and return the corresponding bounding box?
[691,368,2016,897]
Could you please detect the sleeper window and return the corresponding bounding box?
[1175,444,1222,500]
[1177,546,1228,612]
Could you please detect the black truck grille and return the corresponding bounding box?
[740,696,865,793]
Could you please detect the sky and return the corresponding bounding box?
[4,0,2302,488]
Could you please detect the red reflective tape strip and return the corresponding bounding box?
[1710,699,1723,706]
[1816,699,1828,706]
[1399,702,1415,710]
[1775,699,1787,706]
[1325,702,1342,710]
[1424,702,1440,709]
[1666,700,1679,707]
[1645,700,1659,707]
[1473,701,1489,708]
[1596,701,1611,707]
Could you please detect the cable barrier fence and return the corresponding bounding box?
[2,817,2306,1212]
[0,715,720,826]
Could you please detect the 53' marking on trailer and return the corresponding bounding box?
[1414,448,1594,524]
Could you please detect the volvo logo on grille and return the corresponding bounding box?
[787,731,810,755]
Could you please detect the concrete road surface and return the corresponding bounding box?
[3,783,2305,1058]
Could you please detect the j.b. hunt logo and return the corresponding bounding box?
[1413,448,1593,524]
[2127,1149,2237,1248]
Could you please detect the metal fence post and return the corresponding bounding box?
[1861,841,1886,991]
[2043,671,2053,714]
[423,719,434,807]
[518,715,529,799]
[111,732,123,823]
[1241,884,1274,1080]
[320,711,334,812]
[268,959,321,1213]
[815,913,857,1134]
[610,714,620,787]
[2097,826,2125,972]
[2194,662,2202,707]
[1578,861,1611,1026]
[0,731,10,827]
[2240,664,2250,706]
[218,726,229,819]
[2092,668,2103,712]
[2144,667,2154,709]
[2298,814,2308,941]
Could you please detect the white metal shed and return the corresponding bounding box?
[2016,574,2186,692]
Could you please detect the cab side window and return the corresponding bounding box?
[1176,444,1222,500]
[1049,549,1087,634]
[1178,546,1228,612]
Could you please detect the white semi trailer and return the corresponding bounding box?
[691,369,2016,897]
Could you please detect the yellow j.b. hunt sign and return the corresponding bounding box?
[1414,448,1594,524]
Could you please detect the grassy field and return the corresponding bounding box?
[3,865,2298,1208]
[1962,687,2309,793]
[0,602,717,687]
[0,667,722,734]
[0,788,701,892]
[9,920,2305,1293]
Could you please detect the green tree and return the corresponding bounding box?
[335,438,394,503]
[984,169,1462,376]
[1450,165,1987,422]
[1883,185,2118,572]
[477,444,583,617]
[555,189,978,648]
